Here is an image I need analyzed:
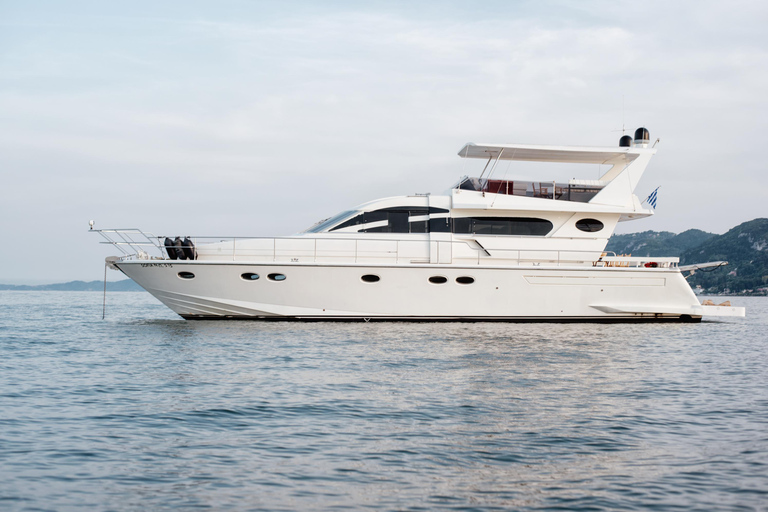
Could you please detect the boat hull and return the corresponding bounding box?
[115,261,703,322]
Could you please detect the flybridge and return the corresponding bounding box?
[454,128,658,209]
[454,176,606,203]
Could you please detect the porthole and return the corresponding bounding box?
[178,271,195,280]
[361,274,380,283]
[575,218,604,232]
[268,273,286,281]
[241,273,260,281]
[429,276,448,284]
[456,276,475,285]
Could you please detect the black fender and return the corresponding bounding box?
[164,238,178,260]
[182,237,197,260]
[174,237,187,260]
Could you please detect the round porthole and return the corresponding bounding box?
[268,273,286,281]
[178,272,195,280]
[456,276,475,285]
[429,276,448,284]
[241,273,260,281]
[361,274,380,283]
[575,218,604,232]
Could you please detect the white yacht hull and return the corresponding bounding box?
[116,261,704,322]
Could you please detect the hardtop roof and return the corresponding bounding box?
[458,143,653,165]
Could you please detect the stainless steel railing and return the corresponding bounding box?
[92,229,678,269]
[92,229,165,259]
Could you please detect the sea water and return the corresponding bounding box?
[1,291,766,511]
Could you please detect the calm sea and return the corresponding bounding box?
[1,291,766,511]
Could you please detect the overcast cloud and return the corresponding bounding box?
[1,0,767,282]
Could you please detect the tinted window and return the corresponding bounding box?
[361,274,380,283]
[575,218,604,232]
[241,273,260,280]
[178,272,195,279]
[429,217,451,233]
[304,210,356,233]
[428,276,448,284]
[409,218,428,233]
[456,276,475,285]
[331,207,449,234]
[362,209,408,233]
[331,213,365,231]
[452,217,552,236]
[267,273,286,281]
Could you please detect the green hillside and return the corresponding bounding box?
[606,229,715,257]
[606,219,768,295]
[680,219,768,294]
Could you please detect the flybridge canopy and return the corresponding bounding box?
[458,143,648,166]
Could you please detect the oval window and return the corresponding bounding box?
[361,274,380,283]
[429,276,448,284]
[268,273,286,281]
[178,272,195,280]
[456,276,475,285]
[575,218,604,232]
[241,273,260,281]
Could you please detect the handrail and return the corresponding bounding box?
[92,228,165,259]
[92,229,679,269]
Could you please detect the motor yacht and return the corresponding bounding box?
[94,128,744,321]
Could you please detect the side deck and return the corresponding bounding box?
[93,229,680,270]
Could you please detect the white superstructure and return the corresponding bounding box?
[94,128,744,321]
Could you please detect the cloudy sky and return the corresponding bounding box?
[2,0,767,283]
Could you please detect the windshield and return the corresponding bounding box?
[302,210,357,233]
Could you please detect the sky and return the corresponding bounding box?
[1,0,767,283]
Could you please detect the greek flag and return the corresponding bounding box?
[644,187,660,209]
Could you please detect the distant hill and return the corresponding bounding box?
[0,280,144,292]
[606,229,715,257]
[680,218,768,294]
[606,219,768,295]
